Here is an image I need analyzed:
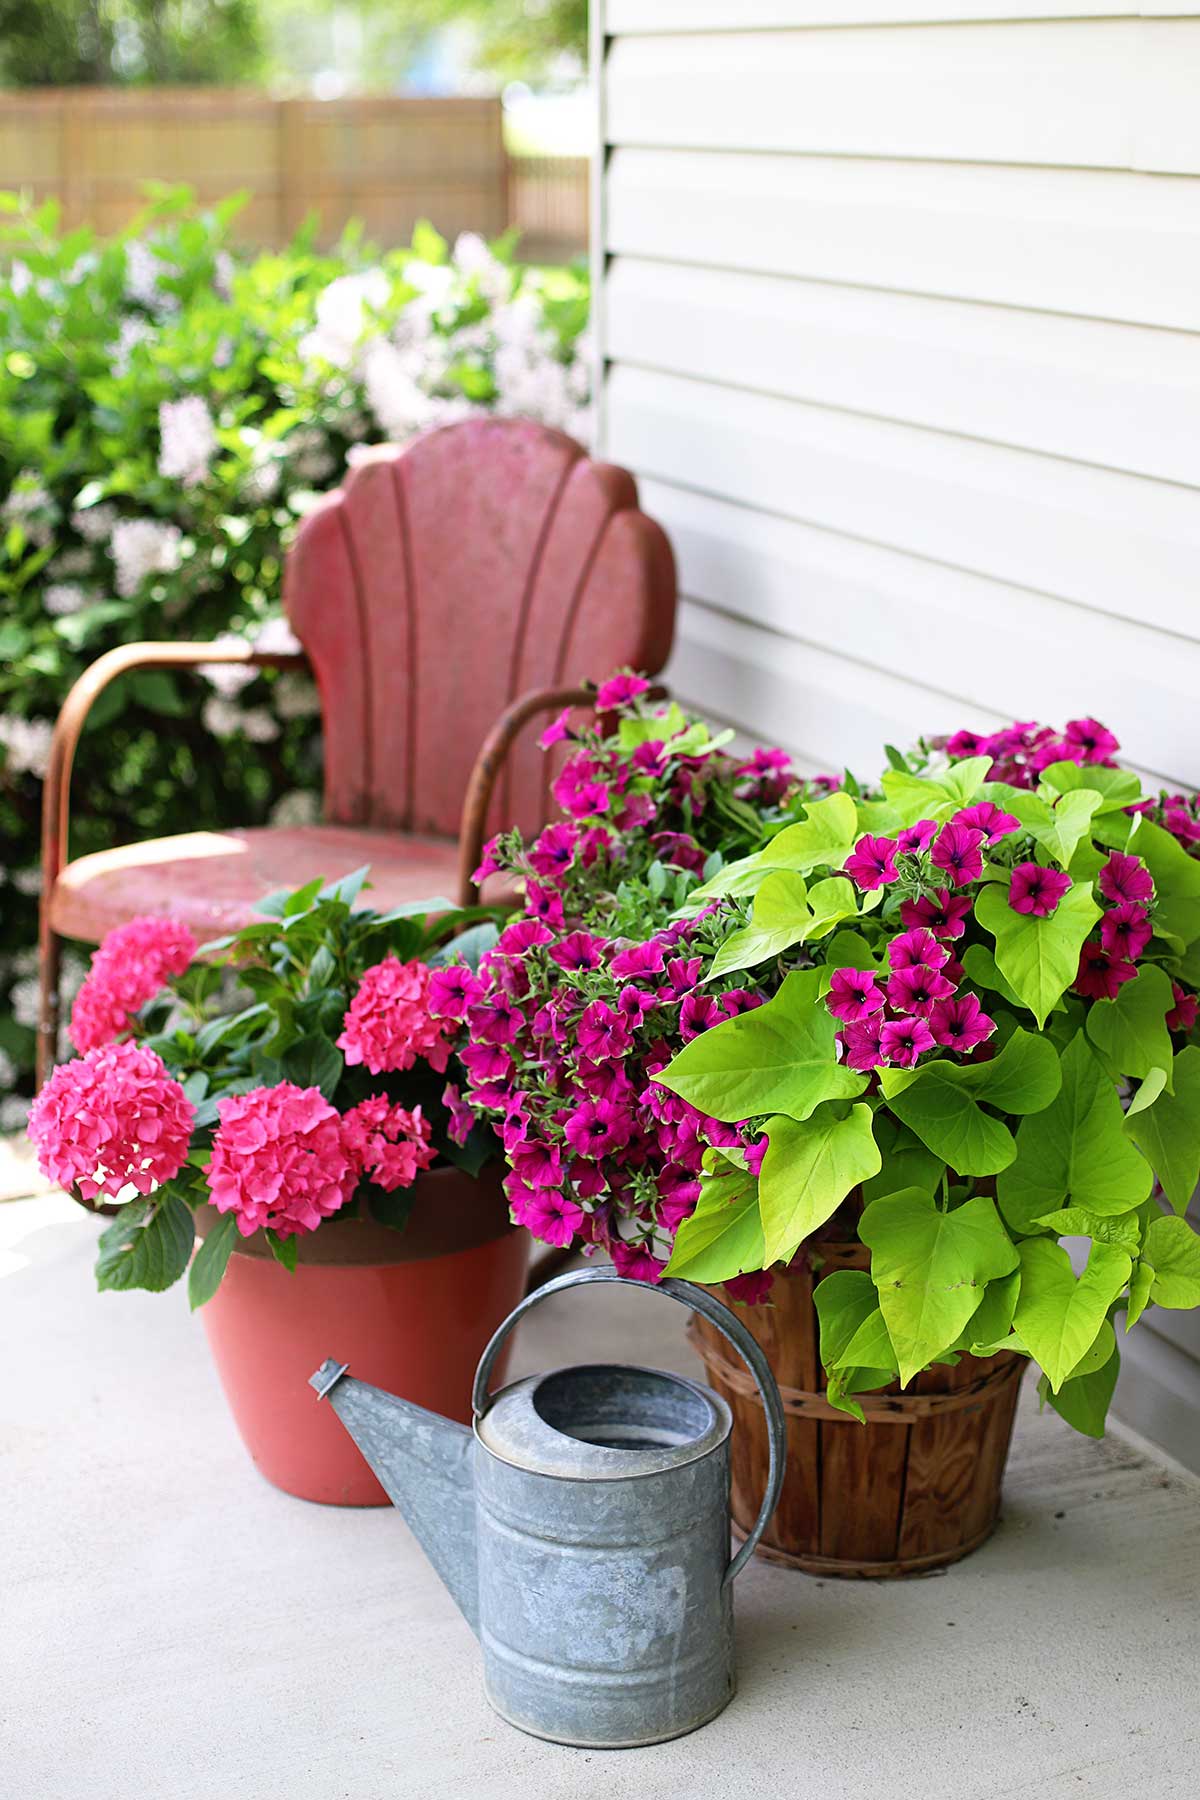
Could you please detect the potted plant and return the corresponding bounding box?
[28,869,527,1505]
[440,694,1200,1575]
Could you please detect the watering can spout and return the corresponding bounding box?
[309,1360,479,1635]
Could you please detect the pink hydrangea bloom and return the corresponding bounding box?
[845,834,899,891]
[595,672,651,711]
[879,1017,936,1068]
[1074,942,1138,1002]
[28,1040,194,1203]
[337,956,451,1076]
[929,994,995,1053]
[1098,852,1154,908]
[207,1083,358,1238]
[70,914,197,1053]
[1101,904,1152,963]
[1167,983,1198,1033]
[723,1270,774,1306]
[954,801,1020,844]
[342,1095,436,1191]
[826,967,885,1024]
[1008,862,1072,918]
[930,822,985,886]
[899,889,973,940]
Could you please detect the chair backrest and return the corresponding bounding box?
[283,418,677,839]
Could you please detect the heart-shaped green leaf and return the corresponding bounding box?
[758,1103,881,1265]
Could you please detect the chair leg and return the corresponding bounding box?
[36,918,63,1091]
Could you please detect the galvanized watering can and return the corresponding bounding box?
[310,1265,787,1749]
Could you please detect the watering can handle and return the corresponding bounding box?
[472,1264,787,1588]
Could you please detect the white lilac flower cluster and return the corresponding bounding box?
[157,397,219,486]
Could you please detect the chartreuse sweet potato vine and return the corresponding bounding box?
[656,735,1200,1438]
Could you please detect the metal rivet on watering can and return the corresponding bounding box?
[310,1266,787,1749]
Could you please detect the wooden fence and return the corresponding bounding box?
[0,88,588,257]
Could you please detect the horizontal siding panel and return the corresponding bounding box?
[606,24,1200,173]
[606,258,1200,488]
[605,148,1200,333]
[606,364,1200,639]
[640,478,1200,789]
[608,0,1194,24]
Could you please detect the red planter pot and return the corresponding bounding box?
[196,1162,528,1505]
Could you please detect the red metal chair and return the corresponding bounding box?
[38,418,676,1083]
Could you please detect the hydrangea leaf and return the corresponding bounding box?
[997,1033,1153,1231]
[690,792,859,902]
[1127,815,1200,948]
[1013,1238,1132,1391]
[1085,963,1175,1088]
[859,1188,1019,1384]
[663,1167,764,1283]
[975,880,1102,1028]
[1034,1206,1143,1251]
[707,872,860,978]
[1142,1215,1200,1309]
[96,1193,195,1295]
[1038,761,1143,815]
[1123,1046,1200,1212]
[759,1104,881,1265]
[188,1210,238,1309]
[1125,1259,1156,1331]
[878,755,992,826]
[1039,1326,1120,1437]
[656,968,868,1124]
[878,1028,1061,1177]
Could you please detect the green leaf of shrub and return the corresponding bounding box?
[997,1033,1153,1231]
[709,872,860,977]
[859,1189,1019,1384]
[1125,1260,1155,1331]
[1038,762,1143,814]
[664,1167,764,1282]
[655,968,867,1124]
[689,792,858,902]
[188,1212,238,1309]
[975,881,1101,1028]
[1086,963,1175,1086]
[96,1193,194,1294]
[1127,816,1200,948]
[758,1104,881,1265]
[879,1027,1060,1177]
[813,1268,878,1365]
[1034,1207,1142,1251]
[1013,1238,1132,1390]
[1040,1329,1120,1437]
[1123,1046,1200,1212]
[1142,1215,1200,1309]
[267,1229,298,1272]
[281,1033,344,1101]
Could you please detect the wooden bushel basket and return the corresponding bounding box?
[691,1238,1025,1577]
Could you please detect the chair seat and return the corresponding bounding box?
[48,826,483,946]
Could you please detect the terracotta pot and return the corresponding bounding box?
[195,1161,529,1505]
[690,1237,1024,1577]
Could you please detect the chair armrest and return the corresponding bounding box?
[457,685,596,904]
[40,639,308,894]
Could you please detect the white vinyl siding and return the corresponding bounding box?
[595,3,1200,1461]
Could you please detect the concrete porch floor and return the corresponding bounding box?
[3,1193,1199,1800]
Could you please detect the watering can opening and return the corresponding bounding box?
[531,1364,717,1453]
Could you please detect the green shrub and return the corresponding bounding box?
[0,188,590,1119]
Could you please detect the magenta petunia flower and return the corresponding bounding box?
[1101,904,1152,963]
[508,1138,565,1190]
[577,1000,633,1064]
[719,988,765,1019]
[954,801,1020,844]
[888,927,949,972]
[466,994,524,1047]
[495,917,554,956]
[610,939,667,980]
[459,1041,512,1087]
[537,707,575,750]
[28,1039,194,1203]
[1074,942,1138,1001]
[524,881,566,930]
[207,1082,358,1238]
[900,888,974,940]
[552,759,612,819]
[596,671,652,711]
[337,956,451,1076]
[630,739,668,778]
[1098,852,1154,908]
[427,962,485,1022]
[610,1238,667,1283]
[1167,983,1198,1033]
[887,965,956,1018]
[744,1133,769,1177]
[1163,804,1200,847]
[945,730,986,758]
[526,821,581,880]
[930,822,986,886]
[442,1083,476,1147]
[841,1016,886,1072]
[507,1179,585,1248]
[827,967,886,1023]
[895,819,939,855]
[650,830,707,874]
[880,1017,936,1067]
[563,1097,635,1159]
[1063,717,1120,765]
[929,994,996,1053]
[472,834,504,884]
[723,1270,775,1305]
[548,930,608,972]
[657,1168,701,1232]
[680,993,722,1040]
[1008,862,1072,918]
[845,833,900,891]
[657,954,702,1000]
